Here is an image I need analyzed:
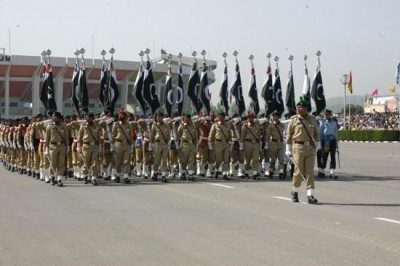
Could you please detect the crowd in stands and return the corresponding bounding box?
[333,112,399,130]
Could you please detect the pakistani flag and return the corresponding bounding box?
[71,57,80,115]
[273,68,284,115]
[100,57,119,115]
[261,65,275,117]
[311,66,326,115]
[187,62,202,114]
[165,66,173,117]
[143,60,160,114]
[199,63,211,115]
[230,63,246,117]
[285,68,296,114]
[176,62,184,115]
[40,61,57,115]
[79,59,89,115]
[302,65,312,112]
[248,66,260,116]
[132,62,147,115]
[219,65,229,115]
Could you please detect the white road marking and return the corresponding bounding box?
[273,196,307,204]
[210,183,235,189]
[375,217,400,225]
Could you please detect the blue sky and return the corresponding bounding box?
[1,0,399,106]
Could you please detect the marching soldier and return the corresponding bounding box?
[266,112,285,179]
[176,112,198,181]
[78,113,102,185]
[230,114,244,177]
[317,109,339,179]
[110,109,133,184]
[240,112,262,179]
[195,113,215,178]
[286,98,320,204]
[45,112,69,187]
[149,108,171,182]
[141,115,155,179]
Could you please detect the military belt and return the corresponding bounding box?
[295,140,312,145]
[83,141,98,146]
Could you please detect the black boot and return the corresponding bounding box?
[92,179,98,186]
[27,170,32,176]
[308,196,318,204]
[161,176,168,183]
[84,176,89,184]
[115,176,121,183]
[214,172,219,179]
[268,171,274,179]
[151,173,158,181]
[57,180,64,187]
[124,178,131,184]
[291,191,299,203]
[51,176,56,185]
[279,173,285,179]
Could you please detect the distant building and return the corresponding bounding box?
[364,95,399,113]
[0,52,216,118]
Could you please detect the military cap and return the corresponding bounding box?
[325,109,332,115]
[296,96,309,107]
[155,108,164,116]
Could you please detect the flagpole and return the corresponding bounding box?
[340,74,349,129]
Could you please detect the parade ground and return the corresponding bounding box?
[1,142,399,266]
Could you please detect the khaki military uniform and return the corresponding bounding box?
[150,121,170,181]
[286,114,320,191]
[79,122,101,183]
[141,119,154,178]
[195,119,215,177]
[177,121,198,180]
[45,121,69,185]
[266,121,285,178]
[230,121,244,177]
[168,120,180,178]
[208,120,232,179]
[241,121,261,178]
[111,121,133,182]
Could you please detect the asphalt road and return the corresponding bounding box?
[0,142,399,266]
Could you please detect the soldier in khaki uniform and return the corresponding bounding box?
[78,113,102,185]
[111,109,133,184]
[240,112,262,179]
[208,111,236,180]
[149,108,171,182]
[176,113,198,181]
[195,114,215,177]
[266,112,285,179]
[230,114,244,177]
[45,112,69,187]
[286,99,320,204]
[141,115,154,179]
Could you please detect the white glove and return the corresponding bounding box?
[44,147,49,156]
[239,142,244,151]
[285,144,292,157]
[163,117,172,123]
[145,119,154,124]
[148,143,154,152]
[208,142,213,151]
[105,117,115,124]
[173,117,181,122]
[257,118,267,125]
[315,141,321,150]
[76,145,81,153]
[232,117,242,124]
[264,142,269,150]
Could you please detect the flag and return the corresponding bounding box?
[143,60,160,114]
[40,61,57,115]
[176,62,184,115]
[311,66,326,115]
[273,68,284,115]
[248,66,260,116]
[348,71,353,94]
[302,65,312,112]
[99,59,107,111]
[371,88,378,96]
[285,68,296,114]
[78,59,89,115]
[165,65,173,117]
[199,63,211,115]
[219,65,229,115]
[71,57,80,115]
[396,62,400,84]
[230,63,246,117]
[187,62,202,114]
[132,62,147,115]
[390,86,396,94]
[261,65,275,117]
[100,57,119,115]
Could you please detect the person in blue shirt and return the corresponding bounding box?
[317,109,339,179]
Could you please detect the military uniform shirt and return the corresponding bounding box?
[286,114,320,145]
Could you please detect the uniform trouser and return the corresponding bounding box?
[318,139,337,169]
[49,144,66,176]
[243,142,260,172]
[72,142,82,168]
[20,148,28,169]
[82,144,99,177]
[154,143,169,173]
[33,149,40,172]
[178,142,196,172]
[230,141,244,164]
[292,144,315,189]
[214,142,230,172]
[269,142,284,171]
[114,142,131,175]
[197,145,215,165]
[39,143,49,169]
[135,147,143,164]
